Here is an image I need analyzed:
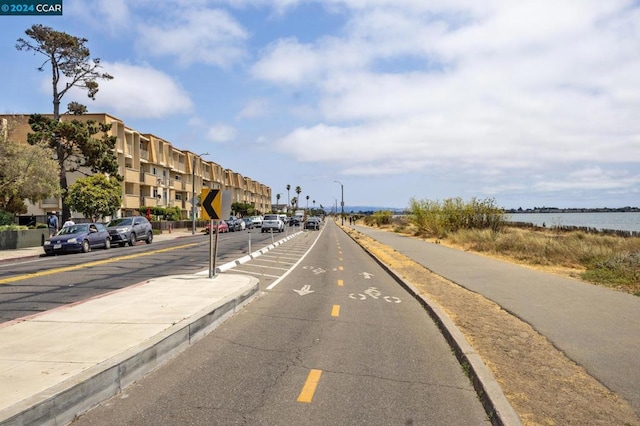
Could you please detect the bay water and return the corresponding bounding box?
[507,212,640,233]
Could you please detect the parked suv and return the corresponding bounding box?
[106,216,153,247]
[261,214,284,233]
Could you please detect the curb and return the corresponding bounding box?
[342,227,522,426]
[0,278,260,426]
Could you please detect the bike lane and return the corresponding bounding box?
[352,225,640,416]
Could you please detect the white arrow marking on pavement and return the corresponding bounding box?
[294,285,314,296]
[360,272,374,279]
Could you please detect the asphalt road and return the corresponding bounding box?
[71,220,489,425]
[0,228,286,323]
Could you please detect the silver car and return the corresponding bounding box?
[106,216,153,247]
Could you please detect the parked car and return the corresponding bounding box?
[242,218,255,229]
[250,216,263,227]
[262,214,284,233]
[225,217,242,232]
[305,217,322,230]
[43,223,111,255]
[289,216,301,227]
[205,221,229,234]
[106,216,153,247]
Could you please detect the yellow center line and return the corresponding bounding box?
[297,369,323,403]
[337,279,343,287]
[0,243,199,285]
[331,305,340,317]
[338,266,344,271]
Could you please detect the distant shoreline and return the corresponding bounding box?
[506,208,640,214]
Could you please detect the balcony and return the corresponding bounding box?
[140,172,158,186]
[123,194,140,209]
[140,196,159,207]
[125,168,140,183]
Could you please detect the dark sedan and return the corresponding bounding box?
[43,223,111,255]
[304,217,321,230]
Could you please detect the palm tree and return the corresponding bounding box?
[291,197,298,209]
[306,195,310,210]
[286,184,291,212]
[276,193,281,209]
[295,186,301,209]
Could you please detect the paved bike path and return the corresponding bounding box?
[353,225,640,415]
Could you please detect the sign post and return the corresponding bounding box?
[201,189,222,278]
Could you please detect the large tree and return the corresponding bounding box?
[66,174,121,222]
[16,24,113,121]
[0,121,60,214]
[17,24,115,219]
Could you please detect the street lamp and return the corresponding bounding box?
[192,152,209,234]
[334,180,344,225]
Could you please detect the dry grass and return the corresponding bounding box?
[384,221,640,296]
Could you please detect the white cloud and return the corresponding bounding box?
[237,98,272,119]
[73,62,193,118]
[207,124,237,143]
[534,168,640,192]
[136,9,248,67]
[261,0,640,200]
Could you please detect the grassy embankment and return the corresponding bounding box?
[363,197,640,296]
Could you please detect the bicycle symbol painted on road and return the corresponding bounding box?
[349,287,401,303]
[302,266,326,275]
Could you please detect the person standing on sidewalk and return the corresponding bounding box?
[48,211,59,237]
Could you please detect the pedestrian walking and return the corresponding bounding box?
[47,211,59,237]
[62,217,75,228]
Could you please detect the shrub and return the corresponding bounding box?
[0,210,13,226]
[409,197,506,237]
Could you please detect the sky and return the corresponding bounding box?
[2,0,640,210]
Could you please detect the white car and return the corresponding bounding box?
[251,216,263,227]
[261,214,284,233]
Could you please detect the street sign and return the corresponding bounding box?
[201,189,221,220]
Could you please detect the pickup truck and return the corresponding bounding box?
[261,214,284,233]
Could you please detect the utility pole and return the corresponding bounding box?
[334,180,344,225]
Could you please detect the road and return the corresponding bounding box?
[71,220,489,425]
[0,228,289,323]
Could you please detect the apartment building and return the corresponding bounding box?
[0,113,272,218]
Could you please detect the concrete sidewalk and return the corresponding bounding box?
[353,225,640,416]
[0,228,294,425]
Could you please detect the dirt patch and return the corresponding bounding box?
[343,226,639,426]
